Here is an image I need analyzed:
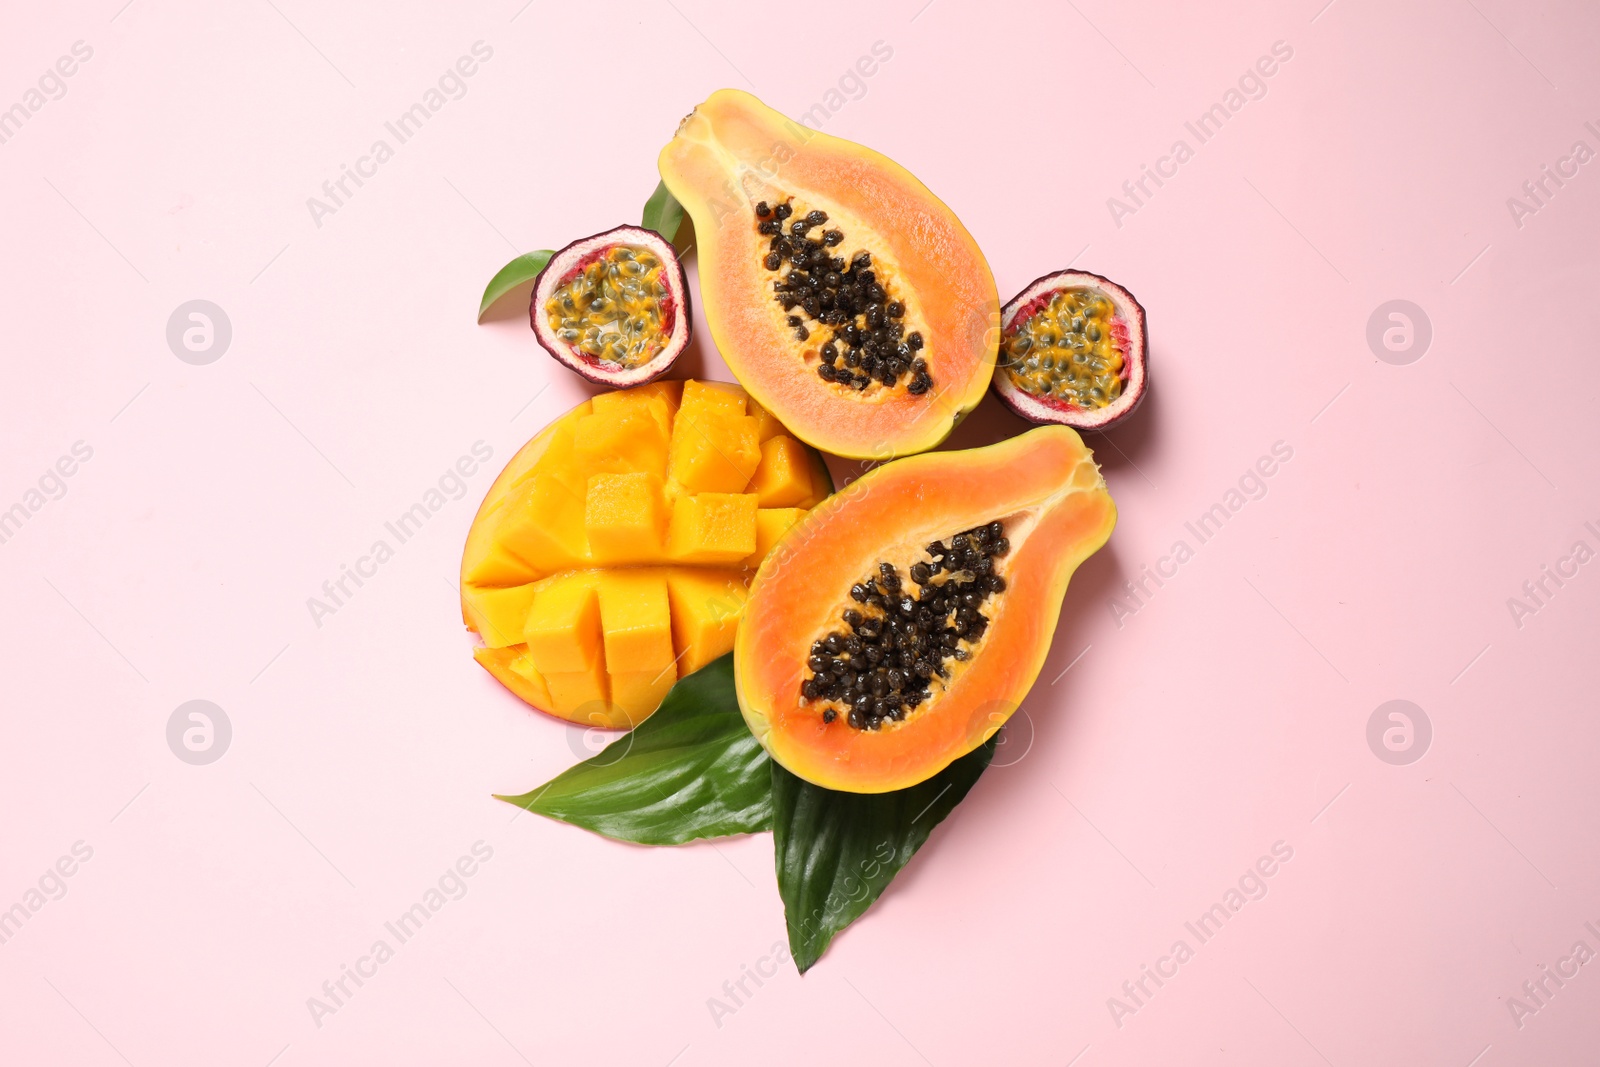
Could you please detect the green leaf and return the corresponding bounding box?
[477,249,553,323]
[641,179,685,244]
[773,738,997,972]
[495,655,772,845]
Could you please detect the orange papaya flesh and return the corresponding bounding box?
[735,426,1114,793]
[658,89,998,461]
[461,380,831,729]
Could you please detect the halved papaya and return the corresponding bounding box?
[462,380,832,729]
[735,426,1115,792]
[658,89,998,461]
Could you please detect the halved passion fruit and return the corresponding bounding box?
[531,225,690,387]
[658,89,998,460]
[993,270,1147,431]
[735,426,1115,792]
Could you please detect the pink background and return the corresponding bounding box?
[3,1,1598,1063]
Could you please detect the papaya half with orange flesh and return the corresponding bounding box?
[735,426,1114,792]
[658,89,998,461]
[461,380,831,729]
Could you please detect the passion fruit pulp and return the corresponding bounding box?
[994,270,1147,431]
[531,225,690,387]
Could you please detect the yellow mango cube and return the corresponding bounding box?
[463,582,540,648]
[542,659,611,721]
[584,472,665,563]
[473,646,554,710]
[595,570,675,674]
[665,569,747,674]
[522,572,602,674]
[746,400,788,443]
[574,405,670,476]
[464,421,590,587]
[679,380,746,420]
[666,493,758,564]
[747,435,814,506]
[526,418,588,498]
[499,473,589,575]
[668,411,761,494]
[747,508,807,569]
[609,663,680,727]
[591,381,680,424]
[461,510,540,588]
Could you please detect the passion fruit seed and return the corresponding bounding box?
[800,520,1009,730]
[543,244,674,369]
[1002,287,1125,410]
[756,200,933,396]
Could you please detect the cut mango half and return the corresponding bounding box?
[462,380,832,728]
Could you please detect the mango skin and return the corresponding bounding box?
[735,426,1115,793]
[461,380,832,729]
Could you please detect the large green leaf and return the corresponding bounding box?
[773,738,997,972]
[640,179,685,244]
[495,655,772,845]
[476,249,553,323]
